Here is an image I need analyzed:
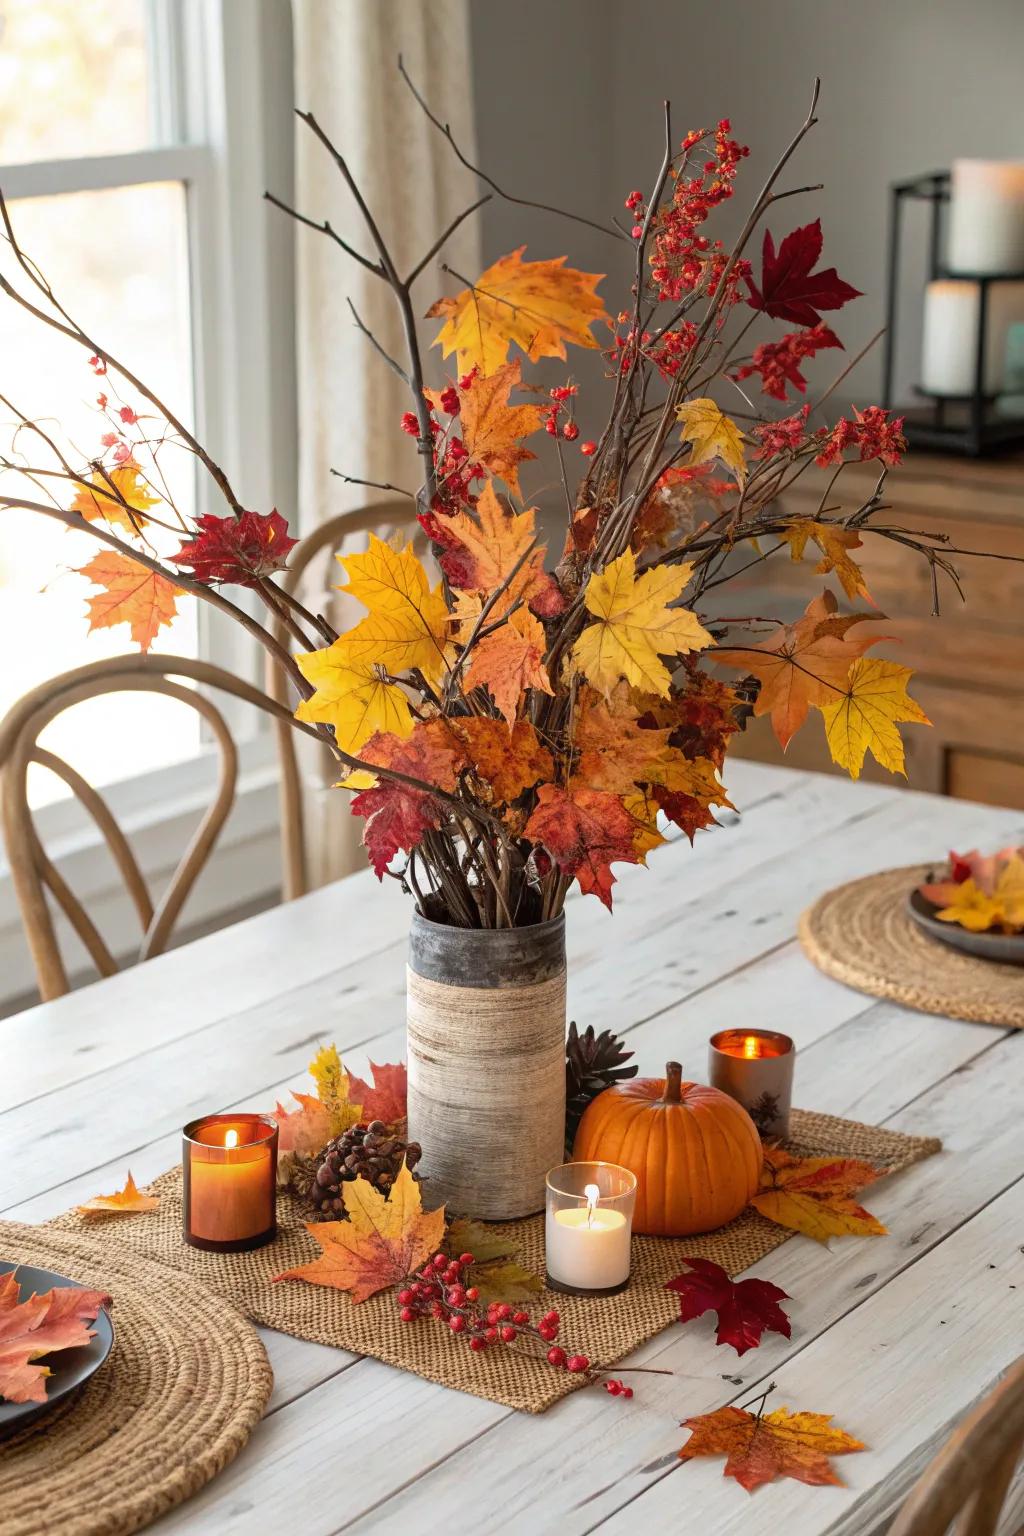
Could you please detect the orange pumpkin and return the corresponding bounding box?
[572,1060,763,1236]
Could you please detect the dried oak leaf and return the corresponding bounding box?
[350,721,466,877]
[746,218,862,327]
[817,657,930,779]
[0,1270,112,1404]
[76,1171,160,1219]
[444,1218,543,1304]
[572,549,713,698]
[331,534,451,686]
[76,551,180,652]
[170,509,297,586]
[428,246,608,375]
[273,1162,445,1302]
[778,519,872,604]
[462,606,553,726]
[345,1062,408,1127]
[714,590,884,750]
[294,646,413,756]
[679,1402,865,1493]
[69,460,160,535]
[665,1258,790,1355]
[435,482,562,618]
[427,359,544,495]
[750,1149,886,1244]
[524,782,638,909]
[675,398,747,485]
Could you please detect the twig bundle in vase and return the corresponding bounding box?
[0,68,1011,1217]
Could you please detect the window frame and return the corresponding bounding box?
[0,0,297,1000]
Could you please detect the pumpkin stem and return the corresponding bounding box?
[663,1061,683,1104]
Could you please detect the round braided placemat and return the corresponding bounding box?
[800,864,1024,1028]
[0,1222,272,1536]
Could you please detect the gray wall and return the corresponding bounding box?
[469,0,1024,412]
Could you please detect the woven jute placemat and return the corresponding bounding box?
[0,1223,272,1536]
[46,1109,938,1415]
[800,864,1024,1028]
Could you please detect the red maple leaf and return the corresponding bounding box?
[746,220,861,328]
[523,783,637,909]
[350,722,465,879]
[665,1258,791,1356]
[346,1062,408,1126]
[170,509,298,587]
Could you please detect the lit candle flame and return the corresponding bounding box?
[584,1182,600,1228]
[224,1128,239,1150]
[742,1035,760,1059]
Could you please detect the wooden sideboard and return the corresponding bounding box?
[710,451,1024,809]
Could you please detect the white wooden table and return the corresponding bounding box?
[3,762,1023,1535]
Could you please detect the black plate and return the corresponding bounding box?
[907,888,1024,965]
[0,1261,114,1438]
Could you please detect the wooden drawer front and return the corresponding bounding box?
[947,749,1024,810]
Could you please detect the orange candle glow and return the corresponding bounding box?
[708,1030,794,1140]
[183,1114,278,1252]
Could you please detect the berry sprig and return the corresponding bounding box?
[397,1250,591,1374]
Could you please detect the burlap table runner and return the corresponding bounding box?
[46,1109,938,1414]
[0,1223,272,1536]
[801,865,1024,1028]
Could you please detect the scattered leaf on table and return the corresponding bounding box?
[750,1150,886,1244]
[817,656,930,779]
[444,1218,543,1304]
[76,552,181,653]
[675,398,747,484]
[76,1171,160,1219]
[746,219,862,328]
[524,782,638,909]
[273,1163,445,1302]
[679,1402,865,1493]
[571,549,713,698]
[345,1062,408,1127]
[665,1257,791,1355]
[428,246,608,375]
[69,460,160,535]
[0,1270,111,1404]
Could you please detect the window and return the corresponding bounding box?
[0,0,296,808]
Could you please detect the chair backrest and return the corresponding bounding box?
[267,502,423,900]
[0,653,299,1002]
[889,1356,1024,1536]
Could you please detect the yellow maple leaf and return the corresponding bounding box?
[935,854,1024,933]
[750,1151,886,1244]
[69,460,161,535]
[76,551,180,652]
[428,246,608,375]
[779,519,871,603]
[295,644,413,755]
[273,1162,445,1302]
[621,787,666,861]
[817,657,930,779]
[76,1171,160,1219]
[675,398,746,485]
[428,360,544,495]
[571,549,713,697]
[333,534,450,684]
[680,1403,865,1492]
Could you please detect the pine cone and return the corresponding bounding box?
[565,1021,638,1148]
[306,1121,422,1220]
[284,1152,320,1202]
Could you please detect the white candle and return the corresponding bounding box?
[921,279,1024,396]
[545,1183,631,1290]
[948,160,1024,275]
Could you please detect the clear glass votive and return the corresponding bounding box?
[183,1113,278,1252]
[544,1161,637,1297]
[708,1029,795,1140]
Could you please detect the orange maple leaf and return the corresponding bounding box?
[273,1163,445,1302]
[452,716,554,806]
[524,782,638,909]
[463,605,553,725]
[679,1402,865,1493]
[571,689,728,806]
[0,1270,111,1404]
[749,1149,886,1243]
[68,460,160,535]
[428,360,544,495]
[76,1170,160,1219]
[714,590,885,749]
[428,246,608,375]
[76,551,181,652]
[778,519,872,604]
[344,1062,408,1127]
[436,482,558,616]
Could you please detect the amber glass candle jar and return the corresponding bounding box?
[183,1114,278,1252]
[708,1029,794,1140]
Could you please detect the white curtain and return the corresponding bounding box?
[290,0,481,888]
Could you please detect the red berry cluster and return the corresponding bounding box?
[400,397,485,517]
[397,1251,590,1374]
[647,120,750,307]
[543,382,580,442]
[603,1378,634,1400]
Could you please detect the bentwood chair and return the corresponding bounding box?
[0,653,301,1002]
[889,1355,1024,1536]
[266,501,424,899]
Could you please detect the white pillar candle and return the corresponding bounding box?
[948,160,1024,275]
[545,1183,632,1291]
[921,279,1024,396]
